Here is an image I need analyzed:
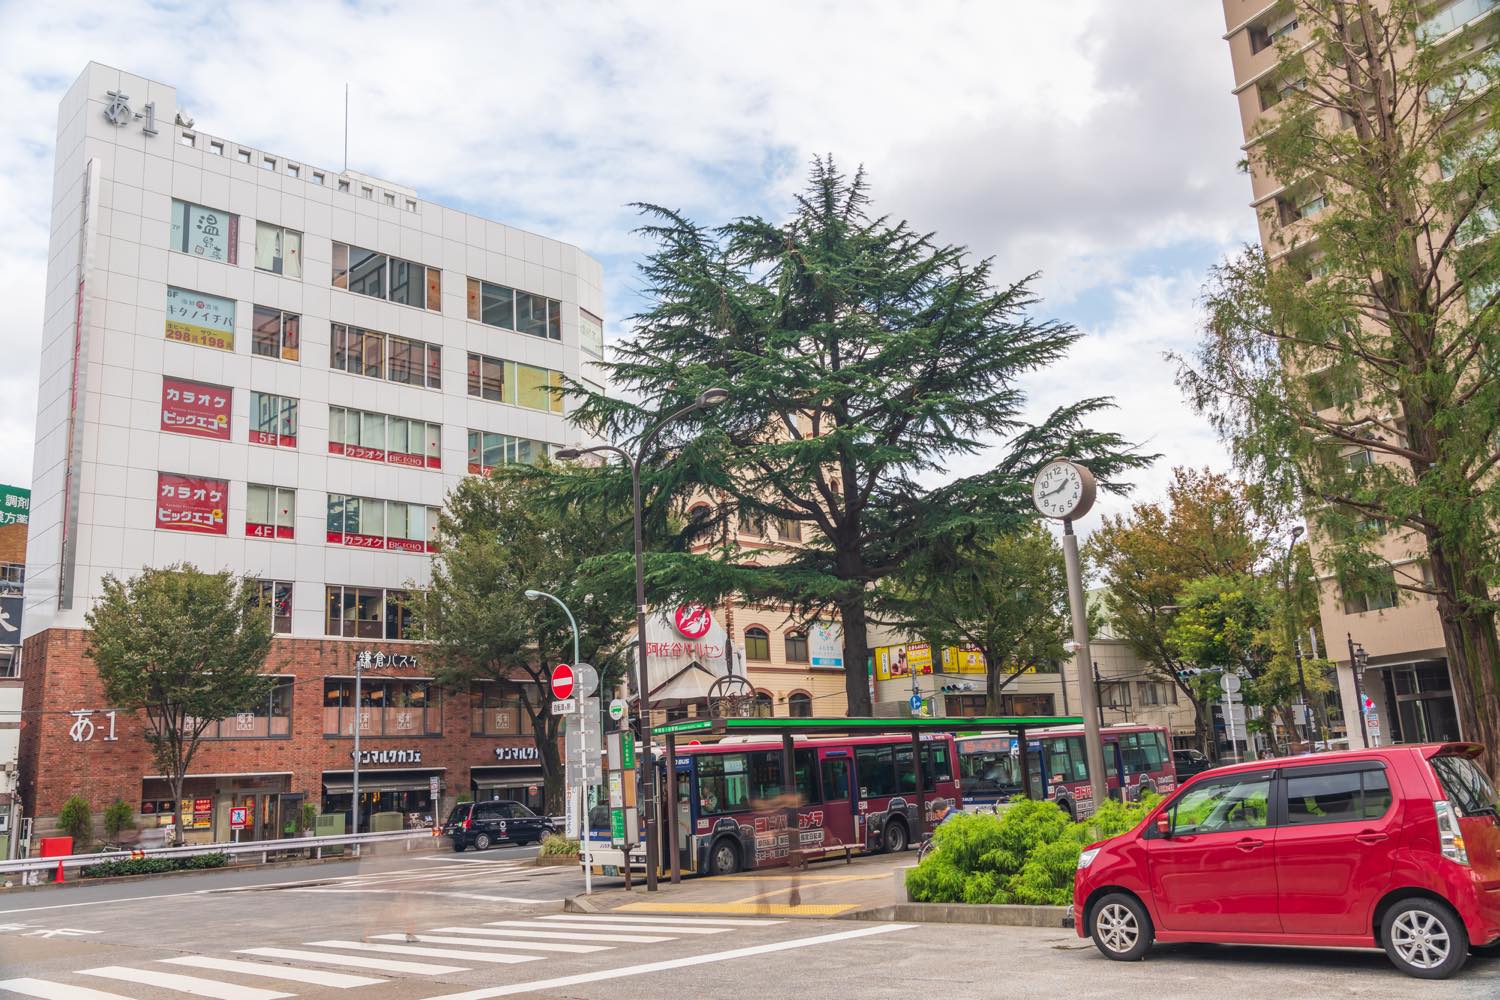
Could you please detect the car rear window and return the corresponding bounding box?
[445,804,471,824]
[1284,767,1391,824]
[1431,754,1500,817]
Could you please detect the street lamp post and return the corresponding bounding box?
[524,588,589,895]
[556,387,731,892]
[1348,634,1372,748]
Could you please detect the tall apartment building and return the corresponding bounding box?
[1220,1,1483,748]
[16,63,608,844]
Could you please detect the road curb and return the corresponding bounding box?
[564,893,604,913]
[838,902,1071,926]
[0,853,354,894]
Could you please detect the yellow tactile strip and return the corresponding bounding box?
[613,901,859,916]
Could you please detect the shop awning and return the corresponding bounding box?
[471,766,544,789]
[322,768,444,794]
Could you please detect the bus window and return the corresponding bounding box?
[795,748,819,803]
[855,745,898,798]
[959,745,1017,794]
[1120,732,1166,775]
[822,757,851,801]
[748,750,785,801]
[895,746,917,793]
[922,744,953,783]
[697,753,751,814]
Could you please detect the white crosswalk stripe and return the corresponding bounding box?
[79,965,293,1000]
[478,923,675,943]
[380,932,609,953]
[157,956,386,988]
[0,980,137,1000]
[536,913,783,927]
[519,917,732,935]
[237,946,468,975]
[304,940,544,964]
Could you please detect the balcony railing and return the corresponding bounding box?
[1419,0,1500,44]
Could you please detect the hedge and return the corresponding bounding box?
[80,852,230,879]
[904,797,1156,906]
[538,833,581,857]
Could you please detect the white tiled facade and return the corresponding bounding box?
[24,63,606,640]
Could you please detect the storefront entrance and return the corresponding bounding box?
[322,768,443,832]
[139,773,291,846]
[1379,659,1462,744]
[471,765,545,815]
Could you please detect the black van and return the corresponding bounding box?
[444,799,555,851]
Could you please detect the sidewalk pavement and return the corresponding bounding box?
[570,852,914,918]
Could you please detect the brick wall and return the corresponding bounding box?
[18,627,547,822]
[0,522,25,565]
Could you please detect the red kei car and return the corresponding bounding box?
[1074,743,1500,979]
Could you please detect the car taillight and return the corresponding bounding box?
[463,817,472,831]
[1434,800,1468,865]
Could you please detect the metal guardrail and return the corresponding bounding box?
[0,827,439,881]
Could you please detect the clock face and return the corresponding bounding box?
[1033,461,1091,519]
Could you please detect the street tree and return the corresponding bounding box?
[889,522,1070,713]
[570,158,1148,714]
[85,564,275,845]
[1180,0,1500,773]
[414,466,636,814]
[1086,468,1270,752]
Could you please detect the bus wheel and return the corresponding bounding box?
[883,819,909,853]
[709,838,741,876]
[1060,799,1076,821]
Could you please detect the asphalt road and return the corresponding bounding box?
[1,850,1497,998]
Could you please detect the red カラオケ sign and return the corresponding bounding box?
[156,472,228,535]
[160,377,231,440]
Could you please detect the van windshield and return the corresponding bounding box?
[1431,754,1500,817]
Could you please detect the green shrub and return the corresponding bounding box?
[57,795,93,850]
[905,795,1156,906]
[538,833,581,857]
[103,799,136,840]
[80,852,229,878]
[298,802,318,833]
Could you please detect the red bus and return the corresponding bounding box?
[590,733,961,876]
[957,723,1177,819]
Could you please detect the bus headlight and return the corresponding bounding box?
[1077,847,1101,870]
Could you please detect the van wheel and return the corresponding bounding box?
[452,842,465,853]
[1089,892,1154,962]
[883,819,909,853]
[473,832,492,851]
[1383,898,1468,979]
[708,838,741,876]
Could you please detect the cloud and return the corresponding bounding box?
[0,0,1254,504]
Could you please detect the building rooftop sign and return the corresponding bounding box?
[0,485,29,526]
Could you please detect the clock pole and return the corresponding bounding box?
[1060,516,1109,812]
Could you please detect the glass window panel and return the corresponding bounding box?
[407,505,426,541]
[330,407,346,446]
[1170,776,1271,834]
[252,306,280,358]
[332,242,349,289]
[389,258,420,306]
[327,495,345,536]
[387,501,409,541]
[426,267,441,311]
[255,223,278,272]
[482,358,504,401]
[387,417,409,454]
[275,488,295,528]
[483,432,503,468]
[515,292,548,338]
[744,628,770,661]
[467,354,482,397]
[388,337,414,383]
[363,498,384,537]
[281,313,299,361]
[548,299,561,340]
[579,310,604,358]
[359,411,384,450]
[283,230,302,278]
[549,370,565,413]
[467,277,481,320]
[347,246,386,299]
[279,397,297,438]
[362,330,384,378]
[516,364,551,411]
[247,484,272,525]
[331,325,350,372]
[426,344,441,389]
[481,282,513,328]
[467,430,481,467]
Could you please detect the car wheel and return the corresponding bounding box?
[883,819,909,853]
[473,832,493,851]
[1382,898,1469,979]
[1089,892,1154,962]
[708,838,741,876]
[452,841,466,853]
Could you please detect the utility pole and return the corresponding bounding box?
[351,648,364,835]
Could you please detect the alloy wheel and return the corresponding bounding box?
[1391,910,1451,970]
[1096,902,1139,955]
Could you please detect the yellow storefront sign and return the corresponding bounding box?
[165,286,235,352]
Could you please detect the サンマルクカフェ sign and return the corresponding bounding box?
[352,748,423,765]
[494,745,539,763]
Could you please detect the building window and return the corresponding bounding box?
[1343,580,1401,615]
[1344,448,1376,472]
[1000,693,1056,716]
[784,632,809,663]
[945,694,985,717]
[383,192,396,206]
[465,279,563,341]
[332,242,441,311]
[327,496,440,553]
[466,430,549,474]
[208,140,224,156]
[330,324,441,388]
[311,171,325,185]
[286,163,299,178]
[361,185,373,199]
[787,692,813,718]
[170,200,237,264]
[178,132,195,147]
[248,391,298,448]
[261,156,276,171]
[1099,681,1132,709]
[330,407,441,468]
[254,222,303,278]
[256,580,293,634]
[237,148,252,164]
[251,306,301,362]
[465,352,565,413]
[405,199,417,212]
[0,562,24,594]
[744,627,771,661]
[337,178,350,193]
[737,509,767,538]
[471,683,526,735]
[778,519,803,542]
[324,585,418,640]
[753,692,775,717]
[323,676,439,736]
[199,677,293,739]
[1137,680,1178,706]
[579,309,604,358]
[0,648,17,679]
[246,484,295,539]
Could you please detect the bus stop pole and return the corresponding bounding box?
[911,730,925,842]
[666,731,681,884]
[1018,726,1034,801]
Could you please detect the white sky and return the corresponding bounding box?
[0,0,1256,528]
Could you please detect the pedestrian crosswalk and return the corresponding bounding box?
[0,912,784,998]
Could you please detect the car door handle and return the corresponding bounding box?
[1355,831,1388,845]
[1235,837,1265,852]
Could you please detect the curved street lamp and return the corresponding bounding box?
[555,388,731,891]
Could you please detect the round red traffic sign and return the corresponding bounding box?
[674,603,712,639]
[551,663,575,700]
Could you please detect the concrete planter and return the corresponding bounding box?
[843,902,1071,926]
[534,854,580,867]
